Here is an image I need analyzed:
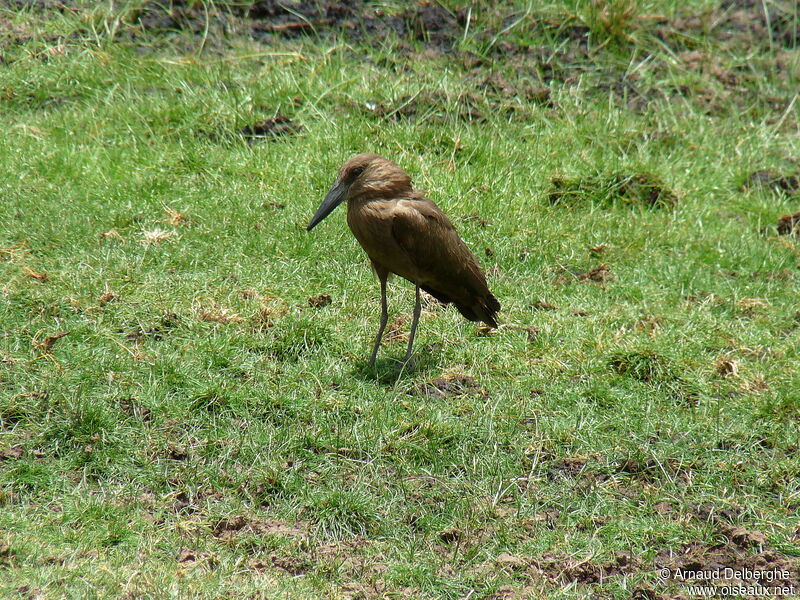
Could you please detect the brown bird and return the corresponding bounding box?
[307,154,500,366]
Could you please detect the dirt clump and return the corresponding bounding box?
[743,170,800,194]
[578,264,613,283]
[133,0,231,34]
[776,212,800,236]
[545,455,590,479]
[248,1,468,51]
[118,396,151,421]
[533,550,643,584]
[363,91,484,123]
[33,331,69,353]
[549,173,677,209]
[240,115,302,142]
[656,541,800,590]
[307,294,332,308]
[0,445,24,461]
[609,349,679,384]
[213,515,306,541]
[124,311,181,342]
[531,300,558,310]
[716,0,800,48]
[417,373,488,399]
[384,315,409,344]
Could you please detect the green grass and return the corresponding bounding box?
[1,1,799,598]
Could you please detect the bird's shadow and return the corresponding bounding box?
[352,351,437,384]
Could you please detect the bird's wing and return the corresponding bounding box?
[390,196,489,302]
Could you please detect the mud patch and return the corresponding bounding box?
[240,115,302,142]
[416,373,488,399]
[776,212,800,236]
[549,173,677,209]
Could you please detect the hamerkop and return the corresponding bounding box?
[307,153,500,366]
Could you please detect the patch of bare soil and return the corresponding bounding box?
[248,0,468,51]
[776,212,800,236]
[213,515,307,541]
[645,503,800,595]
[549,173,678,209]
[248,554,313,575]
[240,115,302,142]
[132,0,230,34]
[473,510,798,596]
[249,536,392,588]
[655,0,799,51]
[715,0,800,48]
[656,542,800,593]
[416,373,489,399]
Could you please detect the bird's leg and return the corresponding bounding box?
[368,274,389,367]
[402,285,422,365]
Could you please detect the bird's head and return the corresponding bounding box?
[307,154,412,231]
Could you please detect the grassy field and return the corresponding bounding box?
[1,1,799,598]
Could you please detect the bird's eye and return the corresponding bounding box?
[351,167,364,177]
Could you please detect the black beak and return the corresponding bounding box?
[307,180,348,231]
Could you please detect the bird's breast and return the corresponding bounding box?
[346,200,419,280]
